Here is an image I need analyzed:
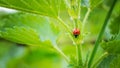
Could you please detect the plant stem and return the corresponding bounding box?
[68,31,83,66]
[53,45,69,62]
[82,8,91,33]
[88,0,118,68]
[91,52,108,68]
[75,0,83,67]
[68,33,83,66]
[76,42,83,66]
[76,0,81,28]
[56,17,72,63]
[57,17,71,33]
[59,0,83,67]
[68,33,76,45]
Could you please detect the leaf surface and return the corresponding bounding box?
[0,13,60,46]
[0,0,64,18]
[101,40,120,54]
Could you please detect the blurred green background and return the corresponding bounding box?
[0,0,120,68]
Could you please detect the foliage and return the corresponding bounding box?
[0,0,119,68]
[0,13,60,46]
[109,15,120,35]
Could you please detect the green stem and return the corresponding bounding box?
[88,0,117,68]
[82,8,91,33]
[76,0,81,28]
[68,32,83,66]
[60,0,83,67]
[77,0,81,18]
[91,52,108,68]
[53,45,69,62]
[57,17,71,33]
[75,0,83,67]
[75,39,83,67]
[56,16,73,63]
[74,19,78,28]
[68,33,76,45]
[64,0,71,8]
[83,51,90,68]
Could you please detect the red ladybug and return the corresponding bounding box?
[73,28,80,38]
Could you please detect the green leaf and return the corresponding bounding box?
[110,55,120,68]
[0,0,63,18]
[0,13,60,46]
[0,26,41,46]
[109,15,120,35]
[97,55,120,68]
[101,40,120,54]
[97,55,114,68]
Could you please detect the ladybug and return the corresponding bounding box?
[73,28,80,38]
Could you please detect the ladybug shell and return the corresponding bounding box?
[73,28,80,35]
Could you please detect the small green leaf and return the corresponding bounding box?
[101,40,120,54]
